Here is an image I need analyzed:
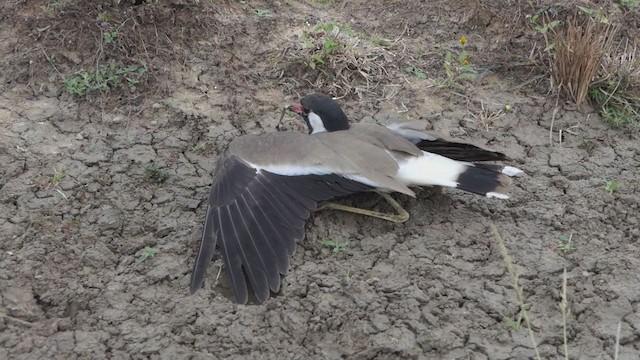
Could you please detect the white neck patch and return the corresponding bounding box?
[308,111,328,134]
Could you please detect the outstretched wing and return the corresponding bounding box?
[189,153,372,304]
[386,121,510,162]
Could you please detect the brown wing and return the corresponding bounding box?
[348,123,423,157]
[190,150,373,304]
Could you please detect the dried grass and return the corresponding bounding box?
[552,13,617,105]
[598,39,640,99]
[589,39,640,130]
[277,23,407,100]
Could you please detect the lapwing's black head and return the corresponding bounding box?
[287,94,350,134]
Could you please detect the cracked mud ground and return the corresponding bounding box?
[1,1,639,359]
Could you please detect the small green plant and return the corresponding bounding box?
[50,168,64,187]
[103,30,118,44]
[40,0,76,17]
[616,0,638,10]
[601,106,635,128]
[137,247,158,264]
[404,65,428,79]
[531,17,560,35]
[526,7,561,68]
[558,234,576,253]
[43,51,56,64]
[64,62,147,96]
[96,12,109,22]
[266,52,280,63]
[300,21,353,70]
[604,180,619,193]
[503,310,524,330]
[343,269,351,282]
[589,77,639,131]
[144,164,169,184]
[371,37,392,47]
[435,36,477,89]
[188,143,206,153]
[577,6,610,24]
[321,239,348,253]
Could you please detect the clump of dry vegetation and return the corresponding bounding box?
[8,0,221,102]
[528,3,639,131]
[277,21,406,99]
[589,40,640,130]
[551,11,617,105]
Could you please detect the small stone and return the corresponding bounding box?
[371,326,416,352]
[371,313,390,331]
[10,122,30,134]
[61,50,82,64]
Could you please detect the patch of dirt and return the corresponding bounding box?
[1,0,639,359]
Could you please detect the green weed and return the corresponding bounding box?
[64,62,147,96]
[371,37,392,47]
[40,0,76,17]
[96,12,109,22]
[144,164,169,184]
[188,143,206,153]
[404,65,428,79]
[321,239,348,253]
[137,247,158,264]
[526,7,561,56]
[435,37,477,89]
[343,269,351,283]
[103,30,118,44]
[300,21,353,70]
[616,0,638,10]
[578,6,610,24]
[503,310,524,330]
[589,77,639,131]
[604,180,619,193]
[558,234,576,253]
[50,168,64,187]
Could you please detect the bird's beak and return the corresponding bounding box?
[287,103,303,114]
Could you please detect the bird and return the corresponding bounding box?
[189,93,523,304]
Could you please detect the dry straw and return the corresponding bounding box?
[552,13,617,105]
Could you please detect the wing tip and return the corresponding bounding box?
[486,191,510,200]
[502,165,524,177]
[189,273,205,295]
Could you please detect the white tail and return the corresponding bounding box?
[393,151,521,198]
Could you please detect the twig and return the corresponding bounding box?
[549,92,559,147]
[40,47,62,78]
[560,268,570,360]
[614,321,622,360]
[53,189,68,201]
[490,224,542,360]
[0,311,34,326]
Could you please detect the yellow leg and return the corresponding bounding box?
[316,191,410,223]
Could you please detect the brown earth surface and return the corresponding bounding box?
[1,0,639,359]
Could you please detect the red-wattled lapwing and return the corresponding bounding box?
[190,94,522,304]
